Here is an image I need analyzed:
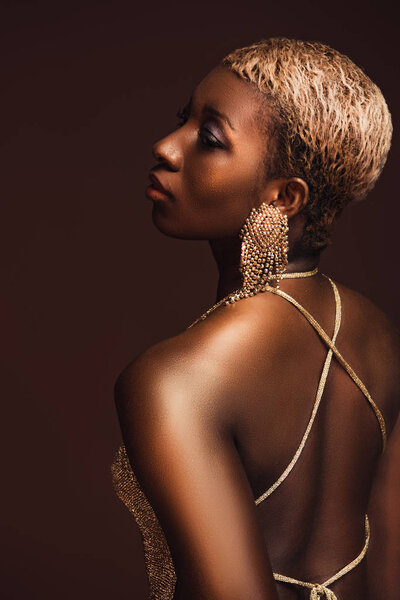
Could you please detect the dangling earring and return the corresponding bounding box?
[229,202,289,302]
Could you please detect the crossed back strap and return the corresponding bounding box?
[263,275,386,456]
[255,274,342,505]
[254,274,385,598]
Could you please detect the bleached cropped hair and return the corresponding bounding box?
[221,38,393,254]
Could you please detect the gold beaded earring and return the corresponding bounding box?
[228,202,289,304]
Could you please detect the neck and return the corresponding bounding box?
[209,237,320,303]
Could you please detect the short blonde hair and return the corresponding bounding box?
[220,38,393,253]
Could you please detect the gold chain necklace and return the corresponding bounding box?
[187,267,319,329]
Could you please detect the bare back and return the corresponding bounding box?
[112,271,400,600]
[200,272,400,598]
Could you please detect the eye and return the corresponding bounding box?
[198,128,223,149]
[175,105,224,150]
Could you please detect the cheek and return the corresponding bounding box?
[184,150,263,228]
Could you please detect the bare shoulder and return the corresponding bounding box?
[114,294,287,422]
[335,279,397,330]
[334,278,400,352]
[333,279,400,413]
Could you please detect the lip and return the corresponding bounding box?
[145,184,171,202]
[146,172,173,201]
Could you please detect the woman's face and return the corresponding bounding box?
[146,66,275,240]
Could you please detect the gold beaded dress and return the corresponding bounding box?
[110,274,387,600]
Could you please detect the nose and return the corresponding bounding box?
[152,132,182,171]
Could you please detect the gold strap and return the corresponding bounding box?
[261,275,387,453]
[187,267,319,329]
[255,276,341,505]
[270,266,319,279]
[273,514,370,599]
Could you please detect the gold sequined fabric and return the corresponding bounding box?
[111,444,177,600]
[111,272,387,600]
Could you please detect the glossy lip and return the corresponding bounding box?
[147,172,173,198]
[145,184,171,202]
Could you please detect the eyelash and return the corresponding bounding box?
[175,106,223,149]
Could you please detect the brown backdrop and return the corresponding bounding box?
[2,1,399,598]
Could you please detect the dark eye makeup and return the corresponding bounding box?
[175,104,224,150]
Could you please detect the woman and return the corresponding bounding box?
[111,38,400,600]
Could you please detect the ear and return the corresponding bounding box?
[259,177,309,219]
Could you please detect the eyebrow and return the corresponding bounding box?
[187,93,236,131]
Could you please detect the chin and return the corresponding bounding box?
[150,206,211,240]
[151,204,188,239]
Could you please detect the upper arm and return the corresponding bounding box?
[114,346,279,600]
[367,408,400,599]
